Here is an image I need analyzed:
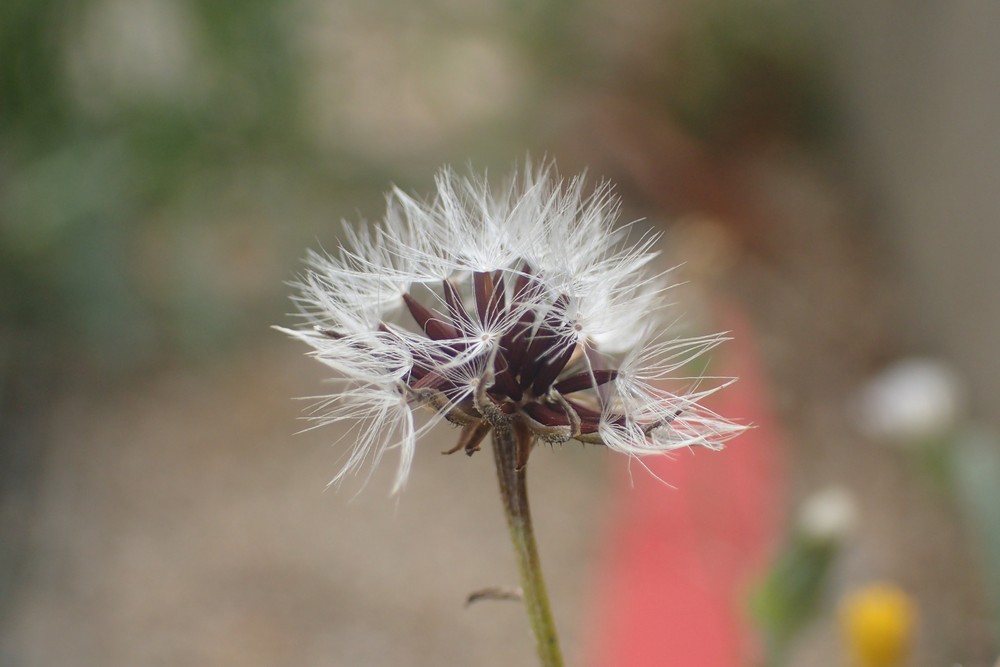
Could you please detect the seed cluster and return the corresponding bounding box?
[282,164,743,490]
[328,264,682,468]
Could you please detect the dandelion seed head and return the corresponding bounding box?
[282,161,745,491]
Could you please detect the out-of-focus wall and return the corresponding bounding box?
[830,2,1000,420]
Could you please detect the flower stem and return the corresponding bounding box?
[492,425,564,667]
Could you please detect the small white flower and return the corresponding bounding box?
[280,162,745,491]
[797,486,857,545]
[853,358,965,445]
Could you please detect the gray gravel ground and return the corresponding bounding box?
[3,346,610,667]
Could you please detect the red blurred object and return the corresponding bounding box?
[584,304,785,667]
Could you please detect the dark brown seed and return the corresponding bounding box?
[553,369,619,395]
[442,280,476,333]
[472,271,494,324]
[403,293,460,340]
[490,358,523,400]
[530,339,579,395]
[485,272,506,325]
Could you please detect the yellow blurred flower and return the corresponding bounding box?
[840,583,917,667]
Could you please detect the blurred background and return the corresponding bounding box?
[2,1,998,665]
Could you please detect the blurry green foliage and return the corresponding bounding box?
[751,525,840,667]
[0,0,311,376]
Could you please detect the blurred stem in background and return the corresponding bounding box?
[950,428,1000,641]
[751,487,856,666]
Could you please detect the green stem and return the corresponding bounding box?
[492,425,564,667]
